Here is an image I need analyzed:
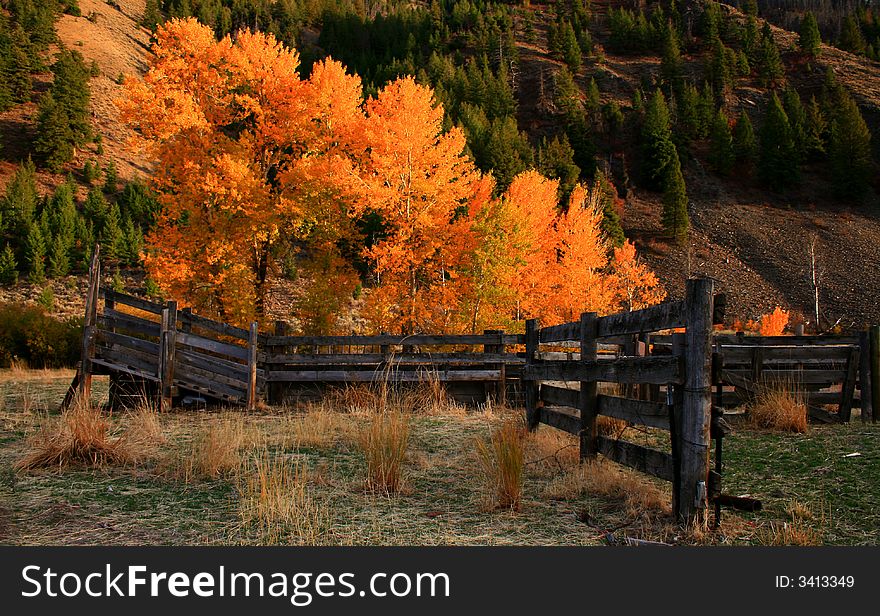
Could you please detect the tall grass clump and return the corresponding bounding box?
[237,450,331,545]
[167,414,259,481]
[15,396,130,470]
[476,418,525,511]
[749,382,808,433]
[123,394,166,463]
[359,409,410,494]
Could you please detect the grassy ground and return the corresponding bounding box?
[0,371,877,546]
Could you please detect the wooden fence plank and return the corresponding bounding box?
[596,436,674,482]
[539,321,581,343]
[99,287,165,315]
[90,358,159,382]
[176,331,248,361]
[721,369,846,384]
[263,352,524,365]
[720,345,855,363]
[596,300,686,338]
[178,310,252,341]
[522,356,682,385]
[597,395,670,430]
[96,329,160,356]
[262,334,524,347]
[175,349,251,380]
[537,406,580,435]
[266,369,503,382]
[99,310,161,337]
[540,384,579,408]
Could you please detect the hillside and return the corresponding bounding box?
[1,0,880,331]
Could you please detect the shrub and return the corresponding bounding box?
[759,306,789,335]
[0,302,82,368]
[36,286,55,312]
[476,417,525,510]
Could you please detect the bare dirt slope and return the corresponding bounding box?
[55,0,152,181]
[514,3,880,328]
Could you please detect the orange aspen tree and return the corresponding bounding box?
[608,240,666,311]
[119,20,307,322]
[351,77,480,334]
[549,184,616,323]
[498,170,561,321]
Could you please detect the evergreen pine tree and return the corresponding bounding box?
[0,244,18,285]
[101,202,125,261]
[561,21,582,71]
[709,108,734,175]
[7,26,33,103]
[83,187,108,230]
[25,225,46,283]
[758,27,785,87]
[804,96,827,159]
[585,77,601,113]
[829,94,873,200]
[538,134,581,205]
[758,92,799,187]
[640,89,677,191]
[595,169,625,247]
[49,48,91,146]
[782,87,807,161]
[122,217,143,266]
[660,21,682,90]
[839,15,866,54]
[662,153,689,242]
[733,111,757,165]
[34,93,75,171]
[48,232,70,278]
[103,159,119,193]
[1,157,38,239]
[799,12,821,57]
[142,0,162,32]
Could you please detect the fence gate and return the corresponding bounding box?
[522,278,719,523]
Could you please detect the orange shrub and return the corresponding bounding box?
[759,306,789,336]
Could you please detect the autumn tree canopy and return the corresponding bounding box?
[121,19,664,333]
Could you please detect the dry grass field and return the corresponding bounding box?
[1,370,878,546]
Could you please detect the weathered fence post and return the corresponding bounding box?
[859,330,872,423]
[158,300,178,412]
[679,277,714,524]
[77,244,101,405]
[871,326,880,423]
[579,312,598,459]
[670,333,686,518]
[269,321,288,405]
[839,346,860,422]
[105,292,119,411]
[483,329,504,405]
[247,321,258,411]
[524,318,540,430]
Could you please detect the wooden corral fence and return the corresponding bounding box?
[521,278,724,522]
[649,333,878,424]
[66,249,530,410]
